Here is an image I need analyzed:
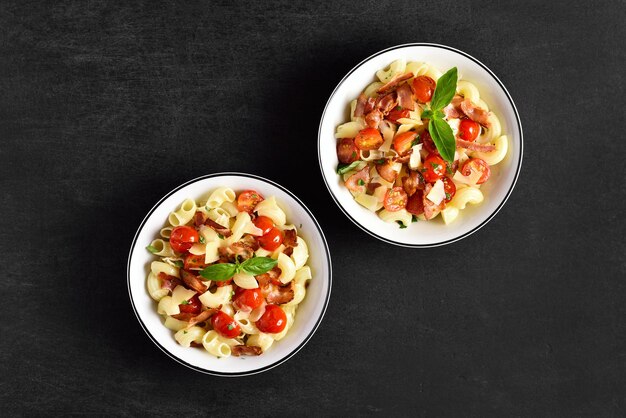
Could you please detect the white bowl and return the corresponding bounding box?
[127,173,332,376]
[318,43,523,247]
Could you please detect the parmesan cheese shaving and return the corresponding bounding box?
[408,144,423,170]
[426,179,445,205]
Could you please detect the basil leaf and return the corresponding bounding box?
[421,109,433,120]
[430,67,457,111]
[146,245,158,254]
[429,117,456,163]
[240,257,278,276]
[337,161,360,174]
[173,260,184,268]
[199,263,237,281]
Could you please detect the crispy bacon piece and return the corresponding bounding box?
[158,272,182,291]
[256,266,281,287]
[376,73,413,95]
[375,160,397,183]
[456,139,495,152]
[229,242,255,261]
[232,345,262,357]
[204,218,232,237]
[240,234,260,251]
[172,308,218,325]
[283,229,298,248]
[443,95,464,119]
[261,281,295,305]
[194,211,206,227]
[396,83,415,110]
[345,166,370,193]
[376,92,397,114]
[364,97,376,114]
[354,94,366,118]
[423,183,445,220]
[460,98,491,127]
[365,109,382,129]
[402,170,424,197]
[181,270,207,294]
[366,181,382,195]
[393,149,413,164]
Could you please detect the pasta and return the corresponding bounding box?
[335,59,508,227]
[146,188,313,358]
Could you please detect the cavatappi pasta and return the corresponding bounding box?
[146,188,312,358]
[335,59,508,226]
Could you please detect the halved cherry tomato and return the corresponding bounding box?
[232,288,264,311]
[253,216,274,235]
[354,128,383,150]
[383,187,408,212]
[337,138,359,164]
[406,190,424,215]
[411,76,436,103]
[258,227,284,251]
[237,190,264,213]
[420,130,439,155]
[461,158,491,184]
[183,253,207,270]
[256,305,287,334]
[441,177,456,202]
[179,295,202,315]
[422,155,447,183]
[458,119,480,142]
[170,226,199,253]
[211,311,241,338]
[386,108,410,123]
[393,132,417,156]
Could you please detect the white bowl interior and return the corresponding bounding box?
[319,44,522,247]
[128,174,331,375]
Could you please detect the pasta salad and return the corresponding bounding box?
[334,59,508,227]
[146,188,311,358]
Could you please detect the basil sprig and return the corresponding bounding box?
[199,256,277,282]
[337,161,360,174]
[421,67,458,163]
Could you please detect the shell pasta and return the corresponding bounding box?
[146,188,312,358]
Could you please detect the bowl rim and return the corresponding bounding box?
[317,42,524,248]
[127,172,333,376]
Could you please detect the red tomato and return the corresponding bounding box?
[170,226,199,253]
[422,155,446,183]
[211,311,241,338]
[461,158,491,184]
[179,295,202,315]
[336,138,359,164]
[256,305,287,334]
[386,108,410,123]
[383,187,408,212]
[354,128,384,150]
[393,132,417,156]
[441,177,456,202]
[237,190,264,213]
[411,76,436,103]
[258,227,284,251]
[232,288,264,311]
[406,191,424,215]
[184,253,207,270]
[420,130,439,155]
[458,119,480,142]
[253,216,274,235]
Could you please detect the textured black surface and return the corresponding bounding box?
[1,1,625,416]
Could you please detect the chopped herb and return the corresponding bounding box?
[395,106,403,111]
[411,215,418,223]
[375,158,386,165]
[396,221,407,229]
[421,168,427,173]
[180,300,190,305]
[431,162,441,170]
[357,179,365,186]
[183,330,188,334]
[299,223,302,229]
[251,194,258,199]
[227,324,234,331]
[146,245,158,254]
[351,151,357,159]
[199,235,206,244]
[217,233,225,239]
[337,161,360,174]
[445,192,451,200]
[173,260,184,268]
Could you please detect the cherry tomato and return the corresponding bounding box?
[211,311,241,338]
[184,253,207,270]
[441,177,456,202]
[393,132,417,156]
[411,76,436,103]
[232,288,264,311]
[258,227,284,251]
[422,155,447,183]
[461,158,491,184]
[253,216,274,235]
[386,108,410,123]
[420,130,439,155]
[337,138,359,164]
[383,187,408,212]
[354,128,383,150]
[256,305,287,334]
[170,226,199,253]
[406,190,424,215]
[179,295,202,315]
[458,119,480,142]
[237,190,264,213]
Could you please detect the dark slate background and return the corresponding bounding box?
[1,0,625,416]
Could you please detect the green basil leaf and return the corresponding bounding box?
[240,257,278,276]
[337,161,360,174]
[173,260,184,268]
[430,67,457,111]
[199,263,237,281]
[429,118,456,163]
[421,109,433,120]
[146,245,158,254]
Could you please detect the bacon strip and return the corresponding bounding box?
[375,160,397,183]
[204,218,232,237]
[402,170,424,197]
[376,73,413,95]
[460,98,491,127]
[181,270,207,294]
[354,94,366,117]
[194,211,206,227]
[172,308,218,325]
[456,139,495,152]
[262,281,295,305]
[283,229,298,248]
[158,272,182,291]
[376,92,397,114]
[365,109,382,129]
[364,97,376,114]
[256,266,281,287]
[232,345,262,357]
[396,83,415,110]
[366,181,381,195]
[393,150,413,164]
[228,241,255,261]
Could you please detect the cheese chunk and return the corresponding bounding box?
[408,144,423,170]
[426,179,445,205]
